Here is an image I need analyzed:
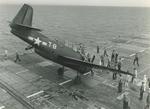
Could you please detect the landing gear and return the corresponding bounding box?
[25,45,33,50]
[74,72,81,84]
[57,66,64,77]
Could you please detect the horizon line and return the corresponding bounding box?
[0,3,150,8]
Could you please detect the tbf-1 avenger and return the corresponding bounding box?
[9,4,133,84]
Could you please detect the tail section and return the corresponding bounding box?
[12,4,33,26]
[10,4,41,33]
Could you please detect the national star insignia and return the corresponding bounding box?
[34,37,42,46]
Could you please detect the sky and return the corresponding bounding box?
[0,0,150,7]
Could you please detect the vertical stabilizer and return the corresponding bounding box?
[12,4,33,26]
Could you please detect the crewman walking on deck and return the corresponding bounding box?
[115,52,118,64]
[145,89,150,109]
[4,49,8,60]
[118,58,122,71]
[118,79,123,93]
[131,68,137,84]
[100,55,104,66]
[123,94,130,109]
[14,51,21,62]
[133,53,139,66]
[87,53,91,62]
[139,82,145,100]
[111,50,115,62]
[104,49,108,57]
[148,78,150,89]
[97,45,100,54]
[143,75,147,92]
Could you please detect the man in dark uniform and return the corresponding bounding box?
[118,58,121,71]
[14,51,21,62]
[111,50,115,62]
[100,55,104,66]
[148,78,150,89]
[145,90,150,109]
[133,53,139,66]
[97,45,100,54]
[115,52,118,64]
[118,79,123,93]
[123,94,130,109]
[104,49,108,57]
[139,82,145,100]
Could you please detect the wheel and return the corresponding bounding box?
[74,75,81,84]
[57,67,64,76]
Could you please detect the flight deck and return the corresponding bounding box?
[0,32,150,109]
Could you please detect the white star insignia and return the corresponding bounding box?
[34,37,41,46]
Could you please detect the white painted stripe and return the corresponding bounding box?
[16,69,29,74]
[0,106,5,109]
[139,66,150,75]
[139,49,145,53]
[47,100,57,107]
[129,53,135,57]
[117,92,128,100]
[28,36,34,41]
[38,61,53,67]
[121,58,125,61]
[1,88,6,93]
[83,72,91,76]
[103,81,116,88]
[26,90,44,98]
[59,79,72,86]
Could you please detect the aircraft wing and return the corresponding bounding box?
[58,56,134,76]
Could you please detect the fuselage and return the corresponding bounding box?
[10,24,91,74]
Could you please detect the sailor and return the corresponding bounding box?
[107,59,111,68]
[117,58,121,71]
[112,62,117,80]
[14,51,21,62]
[123,94,130,109]
[91,55,95,63]
[111,50,115,63]
[97,45,100,54]
[139,82,145,100]
[125,75,130,91]
[143,75,147,92]
[104,49,108,57]
[100,54,104,66]
[133,53,139,66]
[115,52,118,64]
[4,49,8,60]
[145,89,150,109]
[87,53,91,62]
[118,79,123,93]
[131,68,137,84]
[148,78,150,89]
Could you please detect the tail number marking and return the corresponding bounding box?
[48,41,57,49]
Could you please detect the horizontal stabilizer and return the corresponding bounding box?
[10,23,41,31]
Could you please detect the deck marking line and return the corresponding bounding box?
[0,106,5,109]
[139,66,150,75]
[83,72,91,76]
[59,79,72,86]
[103,81,116,88]
[139,49,145,53]
[129,53,135,57]
[16,69,29,74]
[26,90,44,98]
[117,92,128,100]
